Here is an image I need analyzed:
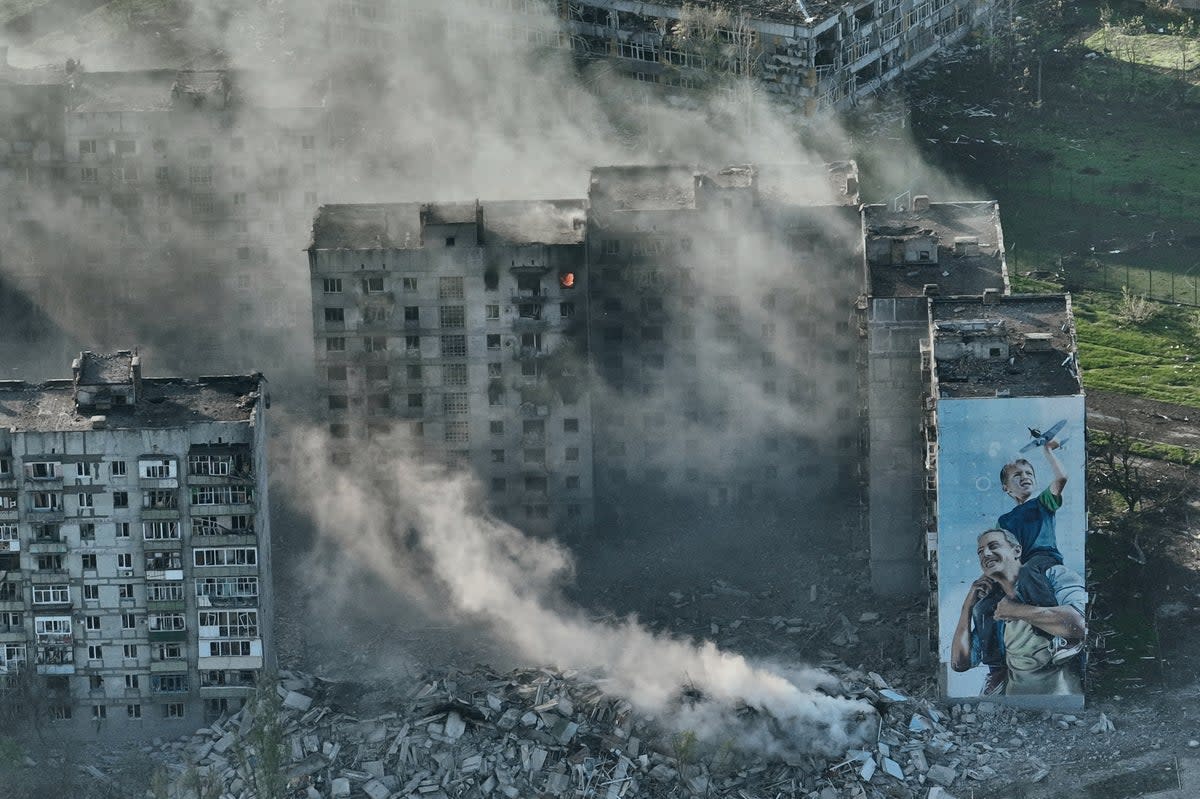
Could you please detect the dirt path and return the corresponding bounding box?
[1088,389,1200,449]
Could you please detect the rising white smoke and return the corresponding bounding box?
[284,424,875,758]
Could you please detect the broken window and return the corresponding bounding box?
[141,520,178,537]
[490,421,504,435]
[362,277,385,293]
[566,476,580,490]
[488,362,502,378]
[367,394,390,414]
[563,418,579,433]
[524,476,548,493]
[324,307,345,324]
[363,307,389,324]
[491,449,505,464]
[560,302,575,319]
[402,277,418,292]
[484,270,499,291]
[406,365,422,381]
[405,335,421,353]
[326,337,346,352]
[518,303,541,319]
[328,396,348,410]
[516,275,541,297]
[366,364,389,381]
[31,492,60,511]
[404,306,420,322]
[363,336,387,352]
[194,548,257,567]
[486,334,501,350]
[407,393,423,409]
[524,448,546,464]
[79,139,97,156]
[327,366,347,381]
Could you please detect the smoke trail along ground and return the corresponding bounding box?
[285,423,874,758]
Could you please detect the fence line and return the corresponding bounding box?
[1060,259,1200,307]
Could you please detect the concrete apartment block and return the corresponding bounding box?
[0,351,273,738]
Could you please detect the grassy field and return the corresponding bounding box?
[894,0,1200,408]
[1083,27,1200,72]
[1073,294,1200,405]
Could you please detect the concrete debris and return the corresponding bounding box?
[1089,713,1115,735]
[926,764,959,787]
[72,665,1125,799]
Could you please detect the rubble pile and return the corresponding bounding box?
[112,665,1081,799]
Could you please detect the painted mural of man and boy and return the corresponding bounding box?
[950,422,1088,697]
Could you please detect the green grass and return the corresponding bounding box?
[1089,429,1200,466]
[1073,292,1200,405]
[1084,28,1200,72]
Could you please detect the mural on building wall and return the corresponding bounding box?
[936,395,1087,699]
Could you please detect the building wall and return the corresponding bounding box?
[0,411,270,738]
[865,296,929,596]
[309,236,595,536]
[585,202,866,522]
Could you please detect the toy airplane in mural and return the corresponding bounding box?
[1019,419,1069,452]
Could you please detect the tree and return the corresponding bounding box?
[232,674,287,799]
[1090,421,1146,514]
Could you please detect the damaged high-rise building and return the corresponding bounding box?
[307,163,865,538]
[307,168,1084,641]
[326,0,998,114]
[0,352,274,737]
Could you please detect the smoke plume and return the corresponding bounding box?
[285,424,875,758]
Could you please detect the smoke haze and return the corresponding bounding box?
[285,424,874,757]
[0,0,968,757]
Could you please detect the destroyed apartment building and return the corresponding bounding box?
[0,52,335,374]
[307,163,863,537]
[325,0,997,114]
[0,351,275,737]
[309,168,1088,708]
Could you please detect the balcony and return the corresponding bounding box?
[147,599,186,612]
[148,629,188,643]
[26,508,65,523]
[145,569,184,581]
[142,507,181,520]
[29,539,67,555]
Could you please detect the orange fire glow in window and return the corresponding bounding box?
[559,272,575,289]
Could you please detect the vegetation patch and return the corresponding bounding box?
[1084,27,1200,72]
